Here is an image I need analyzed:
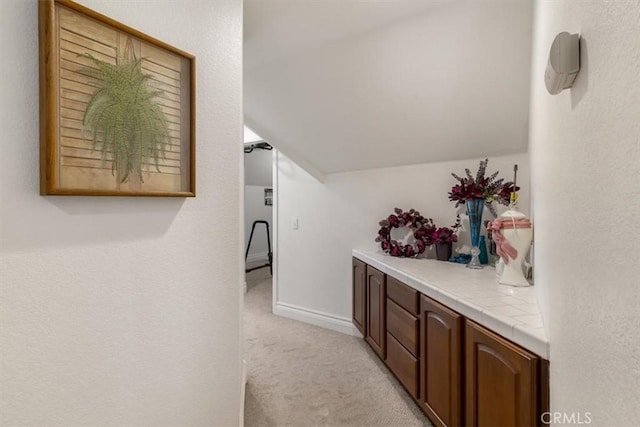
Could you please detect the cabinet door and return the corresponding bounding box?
[419,295,462,427]
[365,265,386,359]
[352,258,366,336]
[465,320,539,427]
[386,332,419,398]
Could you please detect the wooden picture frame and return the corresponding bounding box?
[39,0,196,196]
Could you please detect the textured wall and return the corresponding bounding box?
[275,152,529,329]
[0,0,243,425]
[529,0,640,424]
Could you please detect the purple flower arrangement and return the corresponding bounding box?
[427,216,462,244]
[373,159,520,261]
[429,227,458,244]
[448,158,518,216]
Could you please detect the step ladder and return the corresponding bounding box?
[245,220,272,275]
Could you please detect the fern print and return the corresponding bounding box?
[77,40,169,184]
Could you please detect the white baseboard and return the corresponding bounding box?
[274,302,361,337]
[239,359,247,427]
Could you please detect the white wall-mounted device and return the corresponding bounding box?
[545,32,581,95]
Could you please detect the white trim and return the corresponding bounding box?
[274,302,361,337]
[239,115,246,427]
[272,150,279,313]
[239,359,247,426]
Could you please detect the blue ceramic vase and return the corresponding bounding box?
[465,199,484,269]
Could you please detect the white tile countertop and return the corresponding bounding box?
[353,249,549,359]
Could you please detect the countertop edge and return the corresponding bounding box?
[353,249,550,359]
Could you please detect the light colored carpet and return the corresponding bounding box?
[243,269,431,427]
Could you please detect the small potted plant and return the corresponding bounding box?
[428,217,462,261]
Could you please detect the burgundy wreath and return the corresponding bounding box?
[375,208,435,257]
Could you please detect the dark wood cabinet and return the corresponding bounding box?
[352,258,367,336]
[385,278,420,399]
[419,295,463,427]
[465,320,539,427]
[365,265,386,358]
[351,257,548,427]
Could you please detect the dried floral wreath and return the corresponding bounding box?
[376,208,435,257]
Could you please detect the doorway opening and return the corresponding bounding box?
[243,126,274,284]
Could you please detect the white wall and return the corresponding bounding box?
[275,152,529,332]
[246,0,533,176]
[529,1,640,424]
[0,1,243,425]
[244,148,273,186]
[244,186,273,264]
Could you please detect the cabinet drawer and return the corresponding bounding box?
[386,332,419,399]
[387,298,419,356]
[387,275,419,315]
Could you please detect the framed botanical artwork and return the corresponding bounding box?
[39,0,196,196]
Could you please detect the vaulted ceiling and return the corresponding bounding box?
[244,0,534,180]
